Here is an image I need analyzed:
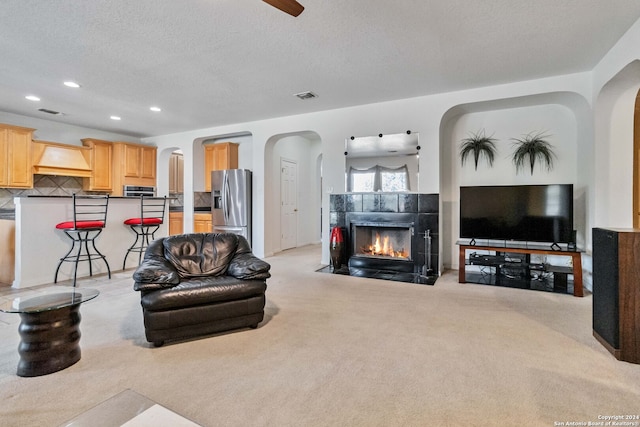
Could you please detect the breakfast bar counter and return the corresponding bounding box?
[13,196,168,288]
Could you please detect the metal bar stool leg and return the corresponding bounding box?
[123,226,144,270]
[90,229,111,279]
[55,231,79,284]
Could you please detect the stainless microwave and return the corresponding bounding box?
[123,185,156,197]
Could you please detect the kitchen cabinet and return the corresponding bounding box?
[169,211,184,235]
[81,138,113,191]
[169,153,184,194]
[194,213,212,233]
[0,124,34,188]
[0,219,15,284]
[112,142,157,195]
[204,142,238,191]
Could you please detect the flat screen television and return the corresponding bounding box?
[460,184,574,244]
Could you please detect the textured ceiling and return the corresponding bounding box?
[1,0,639,138]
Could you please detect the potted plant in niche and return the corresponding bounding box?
[511,131,556,175]
[459,130,498,170]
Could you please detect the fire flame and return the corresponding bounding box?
[365,232,408,258]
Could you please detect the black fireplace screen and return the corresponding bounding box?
[352,223,412,260]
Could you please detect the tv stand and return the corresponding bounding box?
[457,242,583,297]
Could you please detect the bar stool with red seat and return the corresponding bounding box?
[123,195,167,269]
[54,194,111,287]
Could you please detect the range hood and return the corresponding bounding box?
[32,140,92,178]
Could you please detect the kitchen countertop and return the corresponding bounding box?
[2,196,181,220]
[169,206,211,212]
[24,195,173,199]
[0,209,15,220]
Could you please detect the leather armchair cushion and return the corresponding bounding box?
[163,233,238,278]
[228,252,271,280]
[133,257,181,291]
[140,275,267,311]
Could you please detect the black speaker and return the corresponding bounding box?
[592,228,619,351]
[592,227,640,364]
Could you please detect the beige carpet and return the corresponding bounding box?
[0,244,639,427]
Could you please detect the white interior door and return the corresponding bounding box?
[281,158,298,250]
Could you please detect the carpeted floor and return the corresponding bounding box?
[0,244,639,427]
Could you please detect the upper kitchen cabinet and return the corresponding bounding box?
[0,123,34,188]
[169,152,184,194]
[81,138,113,191]
[112,142,157,195]
[204,142,238,191]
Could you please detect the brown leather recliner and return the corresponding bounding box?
[132,233,271,346]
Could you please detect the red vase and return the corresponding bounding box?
[329,227,344,271]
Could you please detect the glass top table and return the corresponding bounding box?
[0,286,99,377]
[0,287,99,314]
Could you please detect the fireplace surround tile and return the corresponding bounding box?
[362,194,377,212]
[345,194,362,212]
[330,212,346,228]
[418,194,438,213]
[330,194,345,212]
[379,194,398,212]
[399,194,418,212]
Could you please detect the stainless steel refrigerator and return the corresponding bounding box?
[211,169,252,245]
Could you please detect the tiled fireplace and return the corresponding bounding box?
[329,193,439,285]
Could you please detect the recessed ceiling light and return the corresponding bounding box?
[150,106,161,112]
[25,95,41,101]
[110,116,121,121]
[63,81,81,88]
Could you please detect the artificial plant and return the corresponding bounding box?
[459,130,498,170]
[511,131,556,175]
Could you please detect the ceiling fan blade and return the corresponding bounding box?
[262,0,304,17]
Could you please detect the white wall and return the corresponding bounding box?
[592,62,640,229]
[454,105,577,186]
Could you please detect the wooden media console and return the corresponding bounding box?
[458,242,583,297]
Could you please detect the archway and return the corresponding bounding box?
[439,92,591,269]
[263,131,322,256]
[594,60,640,229]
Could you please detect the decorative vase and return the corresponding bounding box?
[329,227,344,271]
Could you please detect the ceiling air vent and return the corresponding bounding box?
[294,91,317,100]
[38,108,63,115]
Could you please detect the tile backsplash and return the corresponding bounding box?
[194,192,211,208]
[169,192,212,209]
[0,175,98,210]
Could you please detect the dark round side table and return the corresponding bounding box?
[0,287,99,377]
